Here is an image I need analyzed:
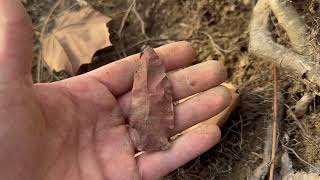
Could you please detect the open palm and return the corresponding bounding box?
[0,1,231,180]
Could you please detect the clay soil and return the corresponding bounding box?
[26,0,320,179]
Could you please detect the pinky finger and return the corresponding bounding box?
[136,124,221,180]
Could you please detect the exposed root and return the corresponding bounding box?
[251,123,272,180]
[286,105,320,146]
[282,143,320,173]
[269,0,310,55]
[249,0,320,88]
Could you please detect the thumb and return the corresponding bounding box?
[0,0,33,83]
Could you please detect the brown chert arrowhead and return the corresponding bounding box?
[129,47,174,152]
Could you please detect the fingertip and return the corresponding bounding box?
[191,123,221,145]
[156,41,196,70]
[174,41,197,60]
[207,124,222,144]
[195,85,232,117]
[213,85,232,110]
[0,0,33,81]
[169,85,232,136]
[207,60,228,82]
[0,0,31,26]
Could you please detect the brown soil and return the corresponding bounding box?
[25,0,320,179]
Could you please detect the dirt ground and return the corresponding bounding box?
[25,0,320,179]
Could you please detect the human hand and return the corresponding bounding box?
[0,1,231,180]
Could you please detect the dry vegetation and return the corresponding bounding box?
[25,0,320,179]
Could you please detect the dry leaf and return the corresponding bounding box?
[129,47,174,152]
[42,6,111,75]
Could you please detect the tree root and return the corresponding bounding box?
[249,0,320,87]
[251,124,272,180]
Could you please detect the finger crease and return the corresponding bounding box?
[185,74,196,94]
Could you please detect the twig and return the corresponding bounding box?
[132,5,149,39]
[200,31,231,55]
[37,0,64,83]
[125,37,197,51]
[239,112,244,150]
[286,104,320,145]
[269,65,279,180]
[251,152,264,159]
[118,0,135,37]
[282,143,320,173]
[117,0,136,57]
[33,2,79,30]
[220,120,244,142]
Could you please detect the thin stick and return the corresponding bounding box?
[118,0,135,38]
[125,37,196,51]
[117,0,136,57]
[286,104,320,145]
[132,5,149,39]
[33,2,78,30]
[37,0,64,83]
[282,144,320,172]
[200,31,231,54]
[269,65,279,180]
[239,112,244,150]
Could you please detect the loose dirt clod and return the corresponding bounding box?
[129,47,174,152]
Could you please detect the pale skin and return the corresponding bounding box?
[0,1,231,180]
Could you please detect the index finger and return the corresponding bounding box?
[0,0,33,83]
[86,41,196,96]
